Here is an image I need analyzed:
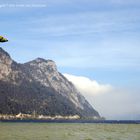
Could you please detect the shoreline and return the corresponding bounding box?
[0,119,140,124]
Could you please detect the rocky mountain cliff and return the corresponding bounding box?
[0,48,100,119]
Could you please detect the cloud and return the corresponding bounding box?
[63,73,140,120]
[29,9,140,37]
[63,73,112,95]
[92,88,140,120]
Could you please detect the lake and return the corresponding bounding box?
[0,123,140,140]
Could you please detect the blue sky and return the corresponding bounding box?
[0,0,140,119]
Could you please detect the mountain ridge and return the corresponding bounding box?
[0,48,100,119]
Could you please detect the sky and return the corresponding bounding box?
[0,0,140,120]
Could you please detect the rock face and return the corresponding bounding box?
[0,48,100,119]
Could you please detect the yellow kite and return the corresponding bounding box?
[0,36,8,42]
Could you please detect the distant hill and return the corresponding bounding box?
[0,48,100,119]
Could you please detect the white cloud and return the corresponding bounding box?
[63,73,112,95]
[92,88,140,120]
[63,73,140,120]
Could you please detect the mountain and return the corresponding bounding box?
[0,48,100,119]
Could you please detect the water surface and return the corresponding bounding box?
[0,123,140,140]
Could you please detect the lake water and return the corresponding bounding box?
[0,123,140,140]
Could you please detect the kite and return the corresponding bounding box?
[0,36,8,43]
